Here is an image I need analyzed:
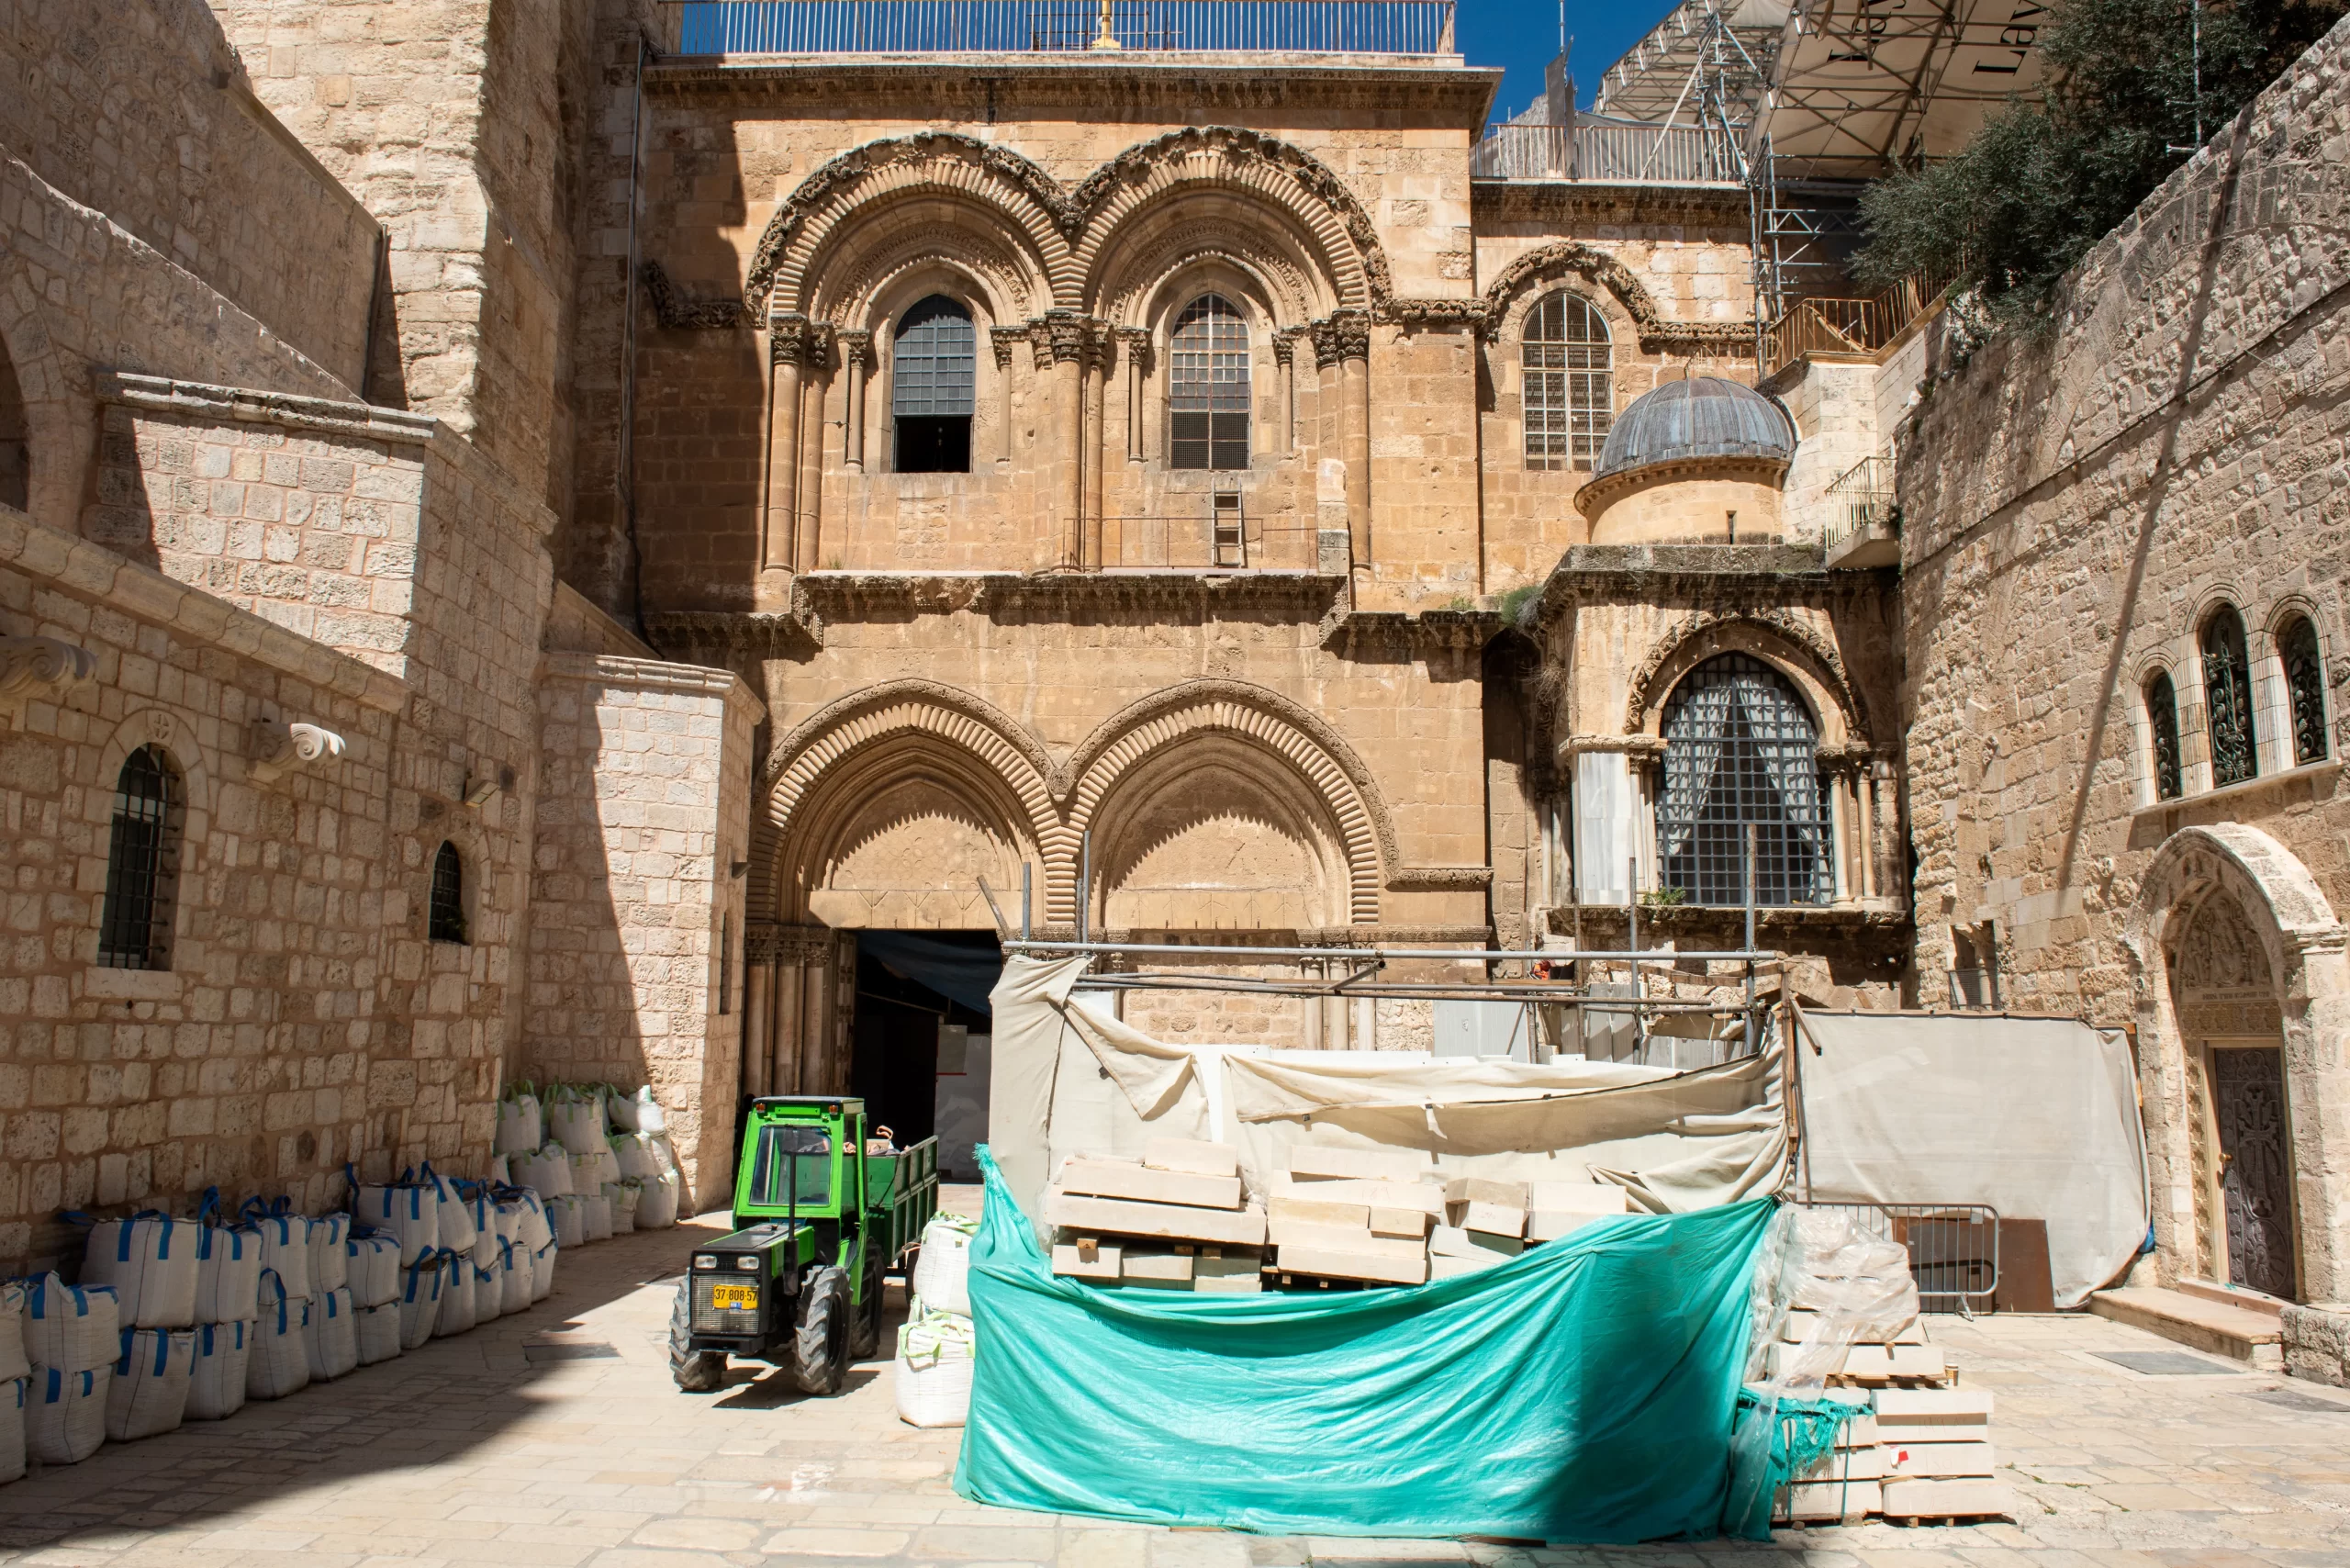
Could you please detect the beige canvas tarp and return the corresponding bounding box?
[1791,1010,2148,1308]
[985,955,1786,1228]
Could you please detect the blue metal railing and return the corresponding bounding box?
[665,0,1456,54]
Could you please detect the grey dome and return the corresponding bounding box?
[1593,375,1796,483]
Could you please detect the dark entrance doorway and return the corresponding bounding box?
[2211,1045,2296,1298]
[850,931,1001,1178]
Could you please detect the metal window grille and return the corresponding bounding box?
[890,295,975,418]
[2203,606,2258,787]
[97,745,177,970]
[1522,292,1611,470]
[2282,616,2330,765]
[1655,654,1831,907]
[1169,295,1249,471]
[2147,671,2184,800]
[429,841,466,944]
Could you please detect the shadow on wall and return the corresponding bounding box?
[0,342,27,513]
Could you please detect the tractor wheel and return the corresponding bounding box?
[667,1282,726,1393]
[848,1235,887,1362]
[792,1265,850,1395]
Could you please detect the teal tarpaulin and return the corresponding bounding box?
[953,1147,1778,1542]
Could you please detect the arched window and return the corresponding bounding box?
[97,745,181,969]
[2280,614,2329,765]
[2202,606,2258,787]
[429,841,467,944]
[1656,654,1831,906]
[892,296,975,474]
[1169,295,1249,472]
[1523,292,1613,471]
[2146,671,2184,801]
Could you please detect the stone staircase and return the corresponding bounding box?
[2088,1279,2286,1367]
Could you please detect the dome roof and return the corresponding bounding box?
[1593,375,1796,484]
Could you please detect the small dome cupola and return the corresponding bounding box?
[1575,374,1799,543]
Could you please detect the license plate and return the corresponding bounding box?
[710,1282,758,1311]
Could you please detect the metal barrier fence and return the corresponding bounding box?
[666,0,1456,54]
[1469,120,1741,185]
[1796,1201,2000,1316]
[1820,453,1894,554]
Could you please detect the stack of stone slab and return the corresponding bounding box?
[1267,1147,1444,1285]
[1764,1307,1952,1387]
[1043,1139,1267,1294]
[1776,1384,2009,1524]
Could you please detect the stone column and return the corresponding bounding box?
[1084,322,1112,568]
[990,327,1022,465]
[1271,330,1295,454]
[1863,762,1886,901]
[762,313,812,581]
[743,957,773,1100]
[1333,310,1372,573]
[796,326,833,574]
[1119,326,1149,464]
[772,955,803,1093]
[838,330,871,471]
[1040,312,1090,568]
[1829,767,1852,902]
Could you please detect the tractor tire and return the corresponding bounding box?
[848,1235,887,1362]
[668,1282,726,1393]
[792,1265,850,1395]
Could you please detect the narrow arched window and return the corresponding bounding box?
[2203,606,2258,787]
[1656,654,1831,906]
[429,841,466,944]
[97,745,181,969]
[892,296,974,474]
[1169,295,1249,472]
[2281,615,2329,765]
[1524,292,1612,471]
[2146,671,2184,801]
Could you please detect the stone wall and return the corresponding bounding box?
[0,0,379,389]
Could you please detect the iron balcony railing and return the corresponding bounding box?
[1821,453,1895,554]
[666,0,1456,54]
[1762,269,1953,378]
[1470,119,1743,185]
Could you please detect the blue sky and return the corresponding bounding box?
[1459,0,1681,121]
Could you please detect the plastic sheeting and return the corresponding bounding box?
[1792,1010,2148,1306]
[954,1147,1776,1540]
[988,955,1785,1234]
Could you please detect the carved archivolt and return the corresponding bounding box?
[811,209,1046,324]
[1102,227,1315,327]
[1624,610,1868,740]
[1478,241,1754,354]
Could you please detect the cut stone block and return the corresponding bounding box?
[1144,1137,1239,1178]
[1884,1439,1995,1477]
[1120,1251,1195,1283]
[1052,1241,1122,1281]
[1879,1477,2012,1518]
[1528,1210,1614,1242]
[1270,1193,1371,1228]
[1369,1206,1429,1238]
[1043,1190,1268,1247]
[1530,1182,1628,1215]
[1193,1271,1263,1294]
[1287,1146,1430,1184]
[1443,1176,1531,1208]
[1430,1224,1524,1259]
[1784,1308,1926,1345]
[1836,1413,1879,1447]
[1446,1200,1527,1238]
[1429,1249,1503,1280]
[1267,1219,1423,1260]
[1270,1174,1442,1215]
[1060,1157,1242,1210]
[1794,1445,1886,1482]
[1873,1387,1991,1423]
[1193,1252,1261,1279]
[1277,1243,1427,1285]
[1834,1343,1947,1381]
[1778,1480,1880,1520]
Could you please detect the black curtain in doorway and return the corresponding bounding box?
[849,931,1001,1150]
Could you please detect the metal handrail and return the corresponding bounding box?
[1821,453,1895,553]
[1796,1200,2001,1316]
[664,0,1457,54]
[1469,120,1742,185]
[1762,270,1952,378]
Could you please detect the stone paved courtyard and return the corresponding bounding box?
[3,1204,2346,1568]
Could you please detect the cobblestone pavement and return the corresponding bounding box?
[3,1204,2346,1568]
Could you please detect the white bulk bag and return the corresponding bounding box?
[565,1148,615,1196]
[397,1255,445,1351]
[185,1321,249,1420]
[347,1235,402,1309]
[433,1250,478,1338]
[610,1133,661,1181]
[490,1199,523,1249]
[78,1214,200,1328]
[912,1214,979,1318]
[194,1222,264,1325]
[28,1365,106,1465]
[308,1213,351,1294]
[602,1181,640,1236]
[649,1132,682,1177]
[581,1193,613,1242]
[462,1189,498,1260]
[491,1154,511,1186]
[241,1204,313,1302]
[893,1311,975,1428]
[303,1287,358,1382]
[0,1376,23,1484]
[498,1238,532,1315]
[529,1239,556,1302]
[628,1087,667,1136]
[356,1180,439,1264]
[106,1327,194,1441]
[428,1168,477,1254]
[495,1085,543,1155]
[22,1274,119,1372]
[245,1271,310,1402]
[509,1189,553,1250]
[547,1085,608,1155]
[545,1196,587,1249]
[0,1281,27,1383]
[635,1171,680,1231]
[514,1143,575,1199]
[474,1253,506,1325]
[355,1304,401,1366]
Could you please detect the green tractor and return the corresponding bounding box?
[669,1096,941,1394]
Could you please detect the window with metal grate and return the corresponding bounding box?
[429,840,466,944]
[1169,295,1249,472]
[892,295,975,473]
[1655,654,1832,906]
[2281,614,2329,766]
[97,745,180,969]
[2203,606,2258,787]
[1523,292,1612,471]
[2146,670,2184,800]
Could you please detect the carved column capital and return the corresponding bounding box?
[1311,309,1371,368]
[1114,324,1150,373]
[835,329,873,369]
[769,311,815,369]
[0,636,98,706]
[1045,311,1094,365]
[990,325,1024,371]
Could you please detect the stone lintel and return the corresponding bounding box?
[788,569,1348,625]
[1319,606,1504,654]
[541,650,769,726]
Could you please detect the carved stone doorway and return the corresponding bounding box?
[2207,1043,2296,1297]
